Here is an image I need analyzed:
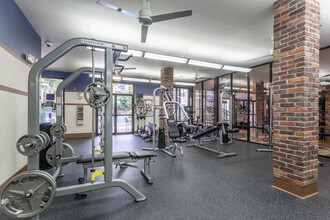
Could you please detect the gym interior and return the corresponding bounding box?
[0,0,330,219]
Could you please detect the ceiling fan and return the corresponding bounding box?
[178,68,210,83]
[96,0,192,43]
[115,65,137,74]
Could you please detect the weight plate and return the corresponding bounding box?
[222,92,231,99]
[45,143,74,167]
[16,134,44,157]
[60,124,67,133]
[0,170,56,219]
[84,82,110,108]
[50,124,65,138]
[39,131,50,147]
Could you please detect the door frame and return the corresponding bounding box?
[113,94,134,134]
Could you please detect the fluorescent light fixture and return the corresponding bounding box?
[121,49,143,57]
[144,52,188,64]
[174,82,196,86]
[188,59,223,69]
[222,65,252,73]
[86,46,105,52]
[150,80,161,84]
[122,77,150,83]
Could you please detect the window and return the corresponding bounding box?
[203,79,215,126]
[113,83,133,94]
[40,78,63,124]
[173,88,190,121]
[193,82,202,123]
[249,64,271,145]
[112,83,134,134]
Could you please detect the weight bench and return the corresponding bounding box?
[77,151,157,184]
[187,123,238,159]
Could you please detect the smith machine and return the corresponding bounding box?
[0,38,149,220]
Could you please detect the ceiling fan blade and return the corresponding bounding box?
[151,10,192,23]
[141,25,149,43]
[124,67,137,70]
[96,0,139,19]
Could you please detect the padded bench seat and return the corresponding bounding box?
[76,151,156,164]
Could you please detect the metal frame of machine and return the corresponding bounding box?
[0,38,147,220]
[187,90,238,159]
[142,86,189,157]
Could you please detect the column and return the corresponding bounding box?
[272,0,320,198]
[256,82,265,138]
[160,67,174,141]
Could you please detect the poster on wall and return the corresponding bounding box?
[77,105,84,125]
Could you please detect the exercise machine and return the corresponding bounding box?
[187,91,239,158]
[188,123,239,158]
[134,94,152,140]
[49,67,156,185]
[0,38,148,220]
[143,86,189,157]
[162,101,190,157]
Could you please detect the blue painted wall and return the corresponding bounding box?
[0,0,41,59]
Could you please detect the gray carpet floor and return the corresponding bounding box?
[1,135,330,220]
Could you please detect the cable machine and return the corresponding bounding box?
[143,86,189,157]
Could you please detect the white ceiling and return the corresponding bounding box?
[15,0,330,82]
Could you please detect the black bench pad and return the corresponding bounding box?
[77,151,130,164]
[192,126,220,140]
[129,151,157,159]
[77,151,156,164]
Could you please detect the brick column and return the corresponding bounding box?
[272,0,320,198]
[256,82,265,128]
[325,86,330,142]
[160,67,174,141]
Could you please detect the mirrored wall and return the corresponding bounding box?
[193,63,272,145]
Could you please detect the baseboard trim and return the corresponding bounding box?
[0,165,27,190]
[64,133,95,138]
[273,177,318,199]
[272,185,319,199]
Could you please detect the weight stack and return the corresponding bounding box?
[158,128,166,149]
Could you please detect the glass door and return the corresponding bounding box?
[114,95,133,134]
[203,79,215,126]
[249,64,271,145]
[233,72,248,141]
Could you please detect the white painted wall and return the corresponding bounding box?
[0,46,29,184]
[64,91,93,134]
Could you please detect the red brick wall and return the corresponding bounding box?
[256,82,265,127]
[272,0,320,197]
[325,86,330,142]
[160,67,174,141]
